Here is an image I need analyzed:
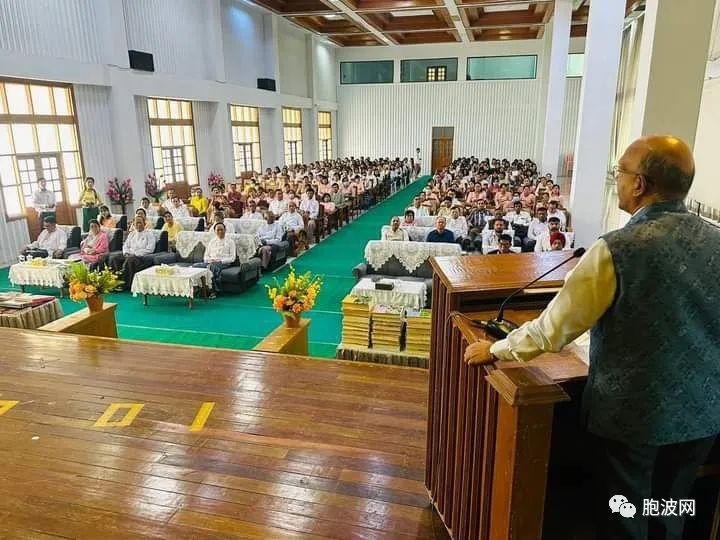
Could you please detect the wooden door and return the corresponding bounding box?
[431,127,454,173]
[18,153,77,240]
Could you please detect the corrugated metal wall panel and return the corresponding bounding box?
[0,0,101,63]
[122,0,210,79]
[337,80,541,169]
[559,78,582,174]
[134,96,154,177]
[73,85,117,192]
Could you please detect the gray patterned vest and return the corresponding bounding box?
[585,200,720,445]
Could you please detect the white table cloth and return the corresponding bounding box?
[351,278,427,310]
[131,266,212,299]
[364,240,462,273]
[174,231,260,262]
[9,260,69,289]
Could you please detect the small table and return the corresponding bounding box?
[351,278,427,310]
[8,260,69,296]
[0,296,63,329]
[131,266,212,309]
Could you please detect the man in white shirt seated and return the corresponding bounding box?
[547,200,567,230]
[535,217,571,252]
[383,216,409,241]
[162,189,176,213]
[256,212,285,270]
[506,200,532,228]
[278,201,307,255]
[170,196,191,218]
[32,178,56,225]
[139,197,158,218]
[269,189,288,218]
[22,215,67,259]
[446,206,468,244]
[107,216,157,289]
[482,217,511,254]
[206,211,235,234]
[408,197,429,218]
[523,206,549,252]
[299,189,319,244]
[192,222,236,298]
[241,200,263,221]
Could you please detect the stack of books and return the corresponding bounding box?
[405,308,432,356]
[371,305,403,352]
[341,295,370,347]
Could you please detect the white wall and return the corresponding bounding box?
[313,40,337,103]
[690,77,720,210]
[222,0,276,87]
[278,21,310,98]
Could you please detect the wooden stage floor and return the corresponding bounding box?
[0,328,447,539]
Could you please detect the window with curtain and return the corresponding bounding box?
[231,105,262,176]
[466,55,538,80]
[282,107,303,166]
[0,79,85,219]
[318,111,332,161]
[147,97,198,186]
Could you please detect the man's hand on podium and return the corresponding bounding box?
[464,338,495,366]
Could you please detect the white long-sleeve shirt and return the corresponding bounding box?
[204,236,236,264]
[527,218,549,241]
[300,198,319,219]
[506,210,532,228]
[240,211,263,221]
[269,199,288,216]
[29,228,67,253]
[547,209,567,229]
[33,189,56,212]
[257,222,285,245]
[123,229,156,256]
[279,211,305,232]
[446,217,468,238]
[408,205,429,217]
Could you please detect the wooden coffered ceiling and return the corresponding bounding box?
[245,0,598,46]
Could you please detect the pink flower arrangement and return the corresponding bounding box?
[145,173,163,202]
[207,171,224,189]
[106,178,133,213]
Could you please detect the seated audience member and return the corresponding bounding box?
[506,200,531,228]
[206,211,234,234]
[69,219,109,265]
[547,200,567,229]
[534,216,565,252]
[22,216,67,259]
[279,201,307,254]
[170,195,191,218]
[107,216,156,289]
[226,183,244,217]
[256,212,285,270]
[446,206,468,243]
[383,216,409,241]
[436,200,452,218]
[549,231,567,251]
[139,197,158,217]
[189,187,210,217]
[299,189,319,243]
[487,234,514,255]
[401,209,416,227]
[482,216,510,254]
[408,197,429,217]
[161,211,183,248]
[98,206,117,229]
[129,208,152,232]
[524,206,549,252]
[193,222,236,298]
[329,183,347,208]
[426,216,455,243]
[162,189,176,213]
[549,184,565,208]
[520,185,536,210]
[241,200,263,220]
[483,209,510,232]
[269,189,288,217]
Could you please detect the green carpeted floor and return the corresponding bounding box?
[0,177,429,358]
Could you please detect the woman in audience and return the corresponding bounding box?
[401,209,415,227]
[98,205,117,230]
[78,177,102,232]
[71,219,109,267]
[549,184,565,208]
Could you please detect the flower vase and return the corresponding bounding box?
[86,295,104,312]
[283,312,301,328]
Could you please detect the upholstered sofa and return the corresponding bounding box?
[352,240,462,307]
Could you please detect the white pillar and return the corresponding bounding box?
[540,0,572,177]
[569,0,625,248]
[630,0,716,146]
[212,101,234,180]
[204,0,226,83]
[107,83,146,201]
[260,107,283,169]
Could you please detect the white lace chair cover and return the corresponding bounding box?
[405,215,437,227]
[175,231,260,262]
[224,218,265,235]
[56,224,77,238]
[400,226,434,242]
[364,240,461,273]
[174,217,202,230]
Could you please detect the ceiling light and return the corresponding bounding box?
[323,14,343,20]
[390,9,434,17]
[484,3,530,13]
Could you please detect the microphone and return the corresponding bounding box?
[481,247,586,339]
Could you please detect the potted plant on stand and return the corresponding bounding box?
[106,177,134,215]
[266,266,322,327]
[67,263,123,312]
[145,173,163,205]
[208,171,224,190]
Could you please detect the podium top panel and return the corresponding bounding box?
[431,252,579,295]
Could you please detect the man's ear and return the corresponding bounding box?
[634,174,650,197]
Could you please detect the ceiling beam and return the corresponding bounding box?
[442,0,470,43]
[330,0,396,45]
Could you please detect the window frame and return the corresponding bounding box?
[318,111,332,162]
[0,77,86,221]
[147,97,199,187]
[282,107,303,166]
[466,54,539,81]
[340,60,395,85]
[230,104,262,177]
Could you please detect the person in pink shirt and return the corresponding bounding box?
[77,219,109,265]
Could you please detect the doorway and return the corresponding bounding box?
[18,153,77,239]
[431,127,454,173]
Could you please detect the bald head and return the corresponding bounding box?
[624,135,695,198]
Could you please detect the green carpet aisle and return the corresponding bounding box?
[0,177,429,358]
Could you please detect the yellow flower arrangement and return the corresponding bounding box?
[266,266,322,319]
[67,262,123,302]
[29,258,49,267]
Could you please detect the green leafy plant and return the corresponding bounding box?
[67,262,123,301]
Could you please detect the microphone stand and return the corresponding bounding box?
[480,248,586,339]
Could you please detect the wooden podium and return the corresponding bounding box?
[426,252,589,540]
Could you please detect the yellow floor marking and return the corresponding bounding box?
[0,401,19,416]
[189,402,215,432]
[93,403,144,427]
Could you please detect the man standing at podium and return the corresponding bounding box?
[466,135,719,540]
